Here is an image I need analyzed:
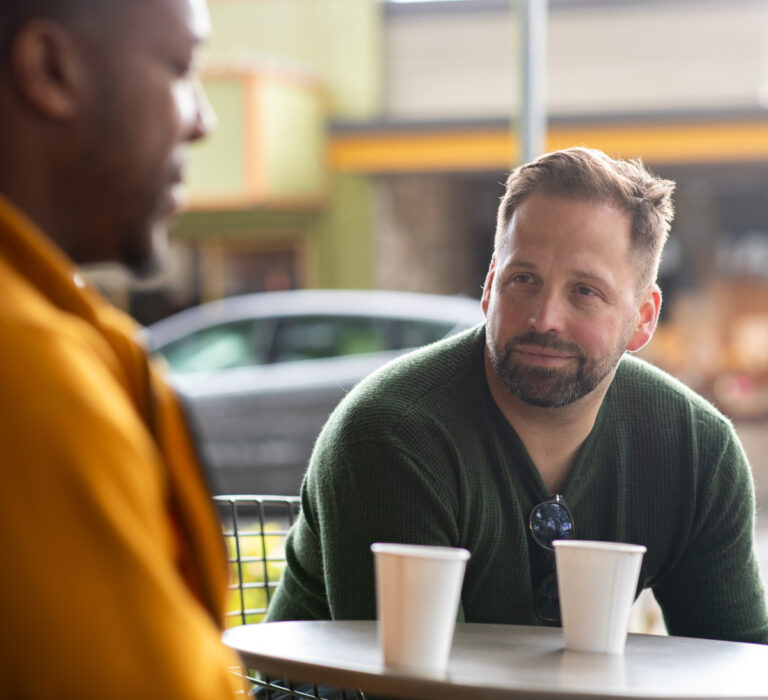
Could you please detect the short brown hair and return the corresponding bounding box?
[495,146,675,289]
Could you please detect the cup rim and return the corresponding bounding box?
[552,539,647,554]
[371,542,471,561]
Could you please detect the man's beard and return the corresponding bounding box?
[121,219,167,280]
[487,329,627,408]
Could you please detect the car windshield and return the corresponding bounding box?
[159,319,264,373]
[269,316,390,362]
[156,314,458,373]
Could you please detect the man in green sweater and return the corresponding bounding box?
[267,146,768,643]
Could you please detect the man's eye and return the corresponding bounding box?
[173,60,192,76]
[576,286,597,296]
[513,274,534,284]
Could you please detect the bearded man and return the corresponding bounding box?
[266,146,768,645]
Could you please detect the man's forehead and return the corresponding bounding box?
[99,0,210,40]
[496,194,635,272]
[135,0,210,36]
[186,0,211,40]
[503,194,631,244]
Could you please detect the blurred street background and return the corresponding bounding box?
[81,0,768,615]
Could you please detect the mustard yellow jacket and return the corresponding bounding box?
[0,195,244,698]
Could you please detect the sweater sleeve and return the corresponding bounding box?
[267,419,460,621]
[652,421,768,643]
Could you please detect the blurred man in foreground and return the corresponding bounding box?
[0,0,245,696]
[268,147,768,644]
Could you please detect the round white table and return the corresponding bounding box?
[223,620,768,699]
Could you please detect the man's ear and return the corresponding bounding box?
[9,18,88,120]
[626,284,662,352]
[481,256,496,317]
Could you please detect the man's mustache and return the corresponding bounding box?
[506,331,583,356]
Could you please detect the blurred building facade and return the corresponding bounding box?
[90,0,768,418]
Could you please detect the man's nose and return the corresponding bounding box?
[527,289,566,335]
[187,77,217,142]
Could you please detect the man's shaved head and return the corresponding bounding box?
[0,0,82,30]
[1,1,95,51]
[0,0,212,271]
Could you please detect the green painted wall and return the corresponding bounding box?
[187,73,327,204]
[172,209,317,240]
[176,1,379,295]
[187,78,246,197]
[315,174,374,289]
[173,174,374,290]
[261,79,327,200]
[204,0,382,121]
[312,0,382,123]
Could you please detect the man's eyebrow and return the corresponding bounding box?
[505,261,611,286]
[571,269,612,286]
[505,260,537,271]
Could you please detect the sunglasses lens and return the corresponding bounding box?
[535,572,561,623]
[529,500,574,550]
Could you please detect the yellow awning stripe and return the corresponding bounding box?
[328,119,768,172]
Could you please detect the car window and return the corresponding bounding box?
[158,320,264,373]
[396,320,457,349]
[270,316,390,363]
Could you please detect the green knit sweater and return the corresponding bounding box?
[267,325,768,643]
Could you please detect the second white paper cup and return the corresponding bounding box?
[553,540,646,654]
[371,542,469,674]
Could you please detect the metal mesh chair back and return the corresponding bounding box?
[214,495,365,699]
[214,494,301,627]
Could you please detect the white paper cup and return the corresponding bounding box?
[553,540,646,654]
[371,542,470,674]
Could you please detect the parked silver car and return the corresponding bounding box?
[145,289,483,494]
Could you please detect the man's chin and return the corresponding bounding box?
[126,252,162,279]
[123,225,167,279]
[508,381,581,409]
[495,360,586,408]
